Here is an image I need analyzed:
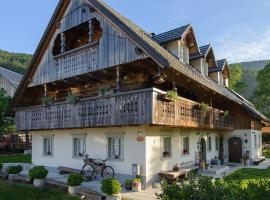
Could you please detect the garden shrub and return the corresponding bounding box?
[29,166,48,179]
[67,173,83,186]
[7,165,23,175]
[157,176,270,200]
[0,163,2,171]
[101,178,121,195]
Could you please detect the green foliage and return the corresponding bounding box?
[66,93,78,105]
[0,49,31,74]
[0,88,15,136]
[101,178,121,195]
[132,178,141,183]
[0,179,79,200]
[0,154,31,164]
[99,86,112,96]
[67,173,83,187]
[251,62,270,118]
[223,110,229,117]
[125,179,132,189]
[7,165,23,175]
[166,90,178,100]
[199,102,209,112]
[29,166,48,180]
[0,163,2,171]
[41,96,53,105]
[157,176,270,200]
[229,64,247,93]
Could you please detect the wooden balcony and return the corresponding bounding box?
[15,88,233,131]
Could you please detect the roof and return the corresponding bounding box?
[152,24,191,43]
[190,44,212,60]
[0,67,22,87]
[8,0,268,122]
[208,59,227,73]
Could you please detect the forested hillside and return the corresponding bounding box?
[0,49,32,74]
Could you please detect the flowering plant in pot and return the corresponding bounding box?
[7,165,23,181]
[101,178,121,200]
[132,178,142,192]
[29,166,48,188]
[67,173,84,196]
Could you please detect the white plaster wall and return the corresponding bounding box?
[190,59,203,73]
[32,126,147,176]
[202,59,208,76]
[223,129,263,163]
[163,40,179,58]
[145,127,220,184]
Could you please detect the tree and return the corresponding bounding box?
[251,62,270,118]
[229,64,246,93]
[0,88,15,137]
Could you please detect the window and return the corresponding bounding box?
[207,137,212,151]
[215,136,219,151]
[108,137,123,160]
[73,137,86,158]
[43,136,53,156]
[183,137,189,155]
[162,137,172,158]
[254,135,257,148]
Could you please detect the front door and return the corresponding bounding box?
[228,137,242,163]
[200,138,207,162]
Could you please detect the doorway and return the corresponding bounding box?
[200,138,207,162]
[228,137,242,163]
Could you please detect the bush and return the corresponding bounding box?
[157,176,270,200]
[0,164,3,171]
[125,179,132,189]
[7,165,23,175]
[67,173,83,187]
[101,178,121,195]
[29,166,48,179]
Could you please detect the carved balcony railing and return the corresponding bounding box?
[15,88,233,131]
[54,42,98,80]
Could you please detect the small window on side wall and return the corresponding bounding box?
[183,137,189,155]
[162,136,172,158]
[43,136,53,156]
[215,136,219,151]
[207,137,212,151]
[73,137,86,158]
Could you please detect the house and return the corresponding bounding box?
[9,0,268,188]
[0,67,22,97]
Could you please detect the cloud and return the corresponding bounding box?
[213,26,270,63]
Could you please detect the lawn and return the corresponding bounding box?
[0,179,79,200]
[0,154,31,163]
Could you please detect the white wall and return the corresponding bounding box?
[32,127,147,176]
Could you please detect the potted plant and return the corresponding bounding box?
[125,179,132,190]
[132,178,142,192]
[223,110,229,117]
[41,96,53,105]
[29,166,48,188]
[67,173,84,196]
[173,164,180,172]
[161,89,178,101]
[66,92,78,105]
[101,178,121,200]
[199,102,209,112]
[7,165,23,181]
[99,86,113,96]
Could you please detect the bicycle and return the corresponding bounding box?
[81,155,115,181]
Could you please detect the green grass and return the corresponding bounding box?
[0,154,31,163]
[0,179,79,200]
[226,167,270,187]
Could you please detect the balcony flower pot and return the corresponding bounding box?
[67,173,83,196]
[160,90,178,102]
[29,166,48,188]
[132,178,142,192]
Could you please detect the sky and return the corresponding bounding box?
[0,0,270,63]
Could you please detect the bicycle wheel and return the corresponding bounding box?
[81,164,95,181]
[102,166,114,179]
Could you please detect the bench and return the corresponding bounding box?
[57,166,81,175]
[159,170,187,182]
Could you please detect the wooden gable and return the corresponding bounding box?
[29,0,146,87]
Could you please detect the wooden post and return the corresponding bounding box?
[44,84,48,97]
[116,66,120,93]
[25,131,30,150]
[88,20,93,42]
[61,33,65,53]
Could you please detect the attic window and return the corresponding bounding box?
[52,18,102,56]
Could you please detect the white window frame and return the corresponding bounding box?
[215,136,219,151]
[43,135,54,157]
[72,136,86,158]
[107,133,124,161]
[161,136,172,158]
[182,136,190,155]
[207,136,212,152]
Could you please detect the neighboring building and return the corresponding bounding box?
[0,67,22,97]
[9,0,268,188]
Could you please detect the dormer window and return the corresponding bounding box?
[52,18,103,56]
